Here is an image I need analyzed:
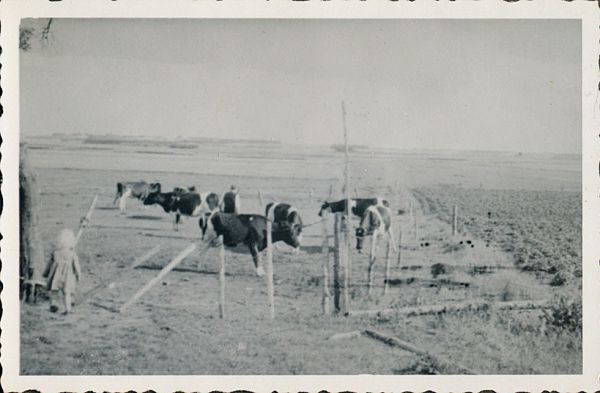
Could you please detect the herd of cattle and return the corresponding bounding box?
[114,180,397,276]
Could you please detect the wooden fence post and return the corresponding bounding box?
[342,101,351,316]
[397,223,403,266]
[328,184,334,199]
[452,205,458,237]
[341,215,350,315]
[219,235,226,319]
[413,208,418,240]
[321,217,331,315]
[257,190,264,208]
[384,235,392,295]
[333,214,341,312]
[266,221,275,320]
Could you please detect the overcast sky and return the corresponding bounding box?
[20,18,581,153]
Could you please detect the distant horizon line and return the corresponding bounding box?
[22,132,582,157]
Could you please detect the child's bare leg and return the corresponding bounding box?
[49,290,59,313]
[63,290,72,314]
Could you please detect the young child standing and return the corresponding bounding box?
[43,229,81,314]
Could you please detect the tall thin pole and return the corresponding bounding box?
[266,220,275,320]
[219,236,226,319]
[452,205,458,237]
[257,190,264,208]
[342,101,351,314]
[333,214,341,312]
[321,218,331,315]
[384,236,392,295]
[397,223,403,266]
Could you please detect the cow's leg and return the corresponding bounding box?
[113,192,120,206]
[119,189,132,214]
[174,213,181,232]
[367,231,379,296]
[387,227,398,253]
[248,243,265,277]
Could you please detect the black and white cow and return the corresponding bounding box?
[355,204,397,294]
[318,197,390,218]
[265,202,303,254]
[113,181,160,214]
[198,211,303,276]
[220,185,241,214]
[144,185,219,230]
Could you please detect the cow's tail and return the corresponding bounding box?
[114,182,124,205]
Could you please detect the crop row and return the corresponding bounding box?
[413,186,582,283]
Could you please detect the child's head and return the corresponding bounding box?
[55,229,75,251]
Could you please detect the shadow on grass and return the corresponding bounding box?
[128,214,164,221]
[136,265,230,276]
[298,245,327,255]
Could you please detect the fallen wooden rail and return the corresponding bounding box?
[119,243,197,313]
[77,244,163,306]
[325,329,476,374]
[362,329,476,374]
[384,277,472,288]
[349,299,552,318]
[75,194,98,246]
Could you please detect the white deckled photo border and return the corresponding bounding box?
[0,1,598,392]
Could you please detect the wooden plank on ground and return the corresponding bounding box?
[119,243,197,313]
[362,329,476,374]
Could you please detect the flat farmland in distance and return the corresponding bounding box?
[20,136,582,375]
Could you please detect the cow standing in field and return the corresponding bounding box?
[144,185,219,230]
[113,181,160,214]
[265,202,303,254]
[318,197,389,218]
[198,211,303,276]
[220,185,241,214]
[355,204,397,294]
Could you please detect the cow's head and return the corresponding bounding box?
[355,207,381,252]
[205,192,220,211]
[198,211,220,244]
[273,211,303,249]
[143,183,162,205]
[355,226,366,252]
[149,182,161,193]
[318,201,332,217]
[286,211,303,248]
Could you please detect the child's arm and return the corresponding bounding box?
[73,253,82,282]
[42,253,54,278]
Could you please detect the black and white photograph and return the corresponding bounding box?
[1,1,598,392]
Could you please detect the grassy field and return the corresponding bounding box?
[20,136,582,374]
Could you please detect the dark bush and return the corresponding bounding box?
[541,296,582,333]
